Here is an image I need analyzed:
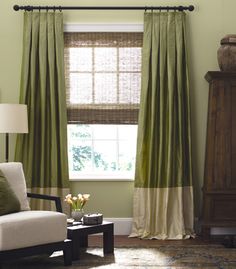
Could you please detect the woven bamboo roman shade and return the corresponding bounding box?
[64,32,143,124]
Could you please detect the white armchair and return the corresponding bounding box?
[0,162,72,266]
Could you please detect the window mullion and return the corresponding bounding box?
[92,47,95,104]
[91,125,95,171]
[116,126,119,172]
[91,47,95,173]
[116,47,120,172]
[116,46,119,104]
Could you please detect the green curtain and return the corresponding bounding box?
[15,12,69,212]
[130,12,194,239]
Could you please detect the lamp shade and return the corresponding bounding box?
[0,104,28,133]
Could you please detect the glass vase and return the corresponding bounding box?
[71,209,84,221]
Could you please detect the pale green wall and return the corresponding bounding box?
[0,0,236,218]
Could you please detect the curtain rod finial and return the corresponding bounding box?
[13,5,20,11]
[189,5,194,11]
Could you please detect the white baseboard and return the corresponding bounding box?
[104,218,133,235]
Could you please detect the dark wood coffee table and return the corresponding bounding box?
[67,221,114,260]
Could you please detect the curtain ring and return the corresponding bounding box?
[59,6,62,12]
[25,5,32,12]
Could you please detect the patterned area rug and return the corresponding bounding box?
[1,245,236,269]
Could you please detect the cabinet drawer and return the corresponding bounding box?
[210,196,236,222]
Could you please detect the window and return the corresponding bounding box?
[64,32,142,180]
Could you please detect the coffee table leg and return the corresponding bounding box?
[103,224,114,254]
[79,235,88,248]
[71,234,88,260]
[63,240,72,266]
[72,235,80,260]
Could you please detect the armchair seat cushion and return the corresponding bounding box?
[0,211,67,251]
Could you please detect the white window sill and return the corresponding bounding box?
[69,174,135,182]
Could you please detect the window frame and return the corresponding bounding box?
[64,23,143,182]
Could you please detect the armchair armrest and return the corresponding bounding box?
[27,193,62,213]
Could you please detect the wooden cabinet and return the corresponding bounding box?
[202,71,236,239]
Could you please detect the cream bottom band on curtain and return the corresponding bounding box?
[130,186,195,240]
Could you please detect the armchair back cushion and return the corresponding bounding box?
[0,162,30,211]
[0,170,21,216]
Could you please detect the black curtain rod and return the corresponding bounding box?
[13,5,194,12]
